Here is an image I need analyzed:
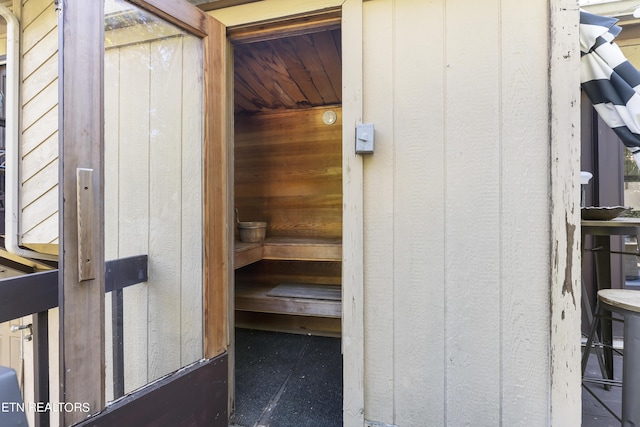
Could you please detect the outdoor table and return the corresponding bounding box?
[581,217,640,383]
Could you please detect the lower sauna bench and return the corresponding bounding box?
[235,282,342,337]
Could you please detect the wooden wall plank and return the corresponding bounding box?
[21,0,57,50]
[20,0,59,247]
[21,132,56,176]
[361,1,394,423]
[21,77,57,134]
[393,2,444,425]
[443,1,501,424]
[21,107,57,155]
[22,53,57,104]
[234,107,342,239]
[499,0,551,424]
[180,34,204,366]
[117,42,151,393]
[147,35,184,381]
[341,0,364,425]
[21,0,51,28]
[22,28,57,78]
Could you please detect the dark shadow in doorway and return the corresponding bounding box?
[231,328,342,427]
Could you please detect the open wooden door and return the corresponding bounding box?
[59,0,228,425]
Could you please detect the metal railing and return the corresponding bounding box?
[0,255,148,427]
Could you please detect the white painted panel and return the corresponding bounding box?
[22,0,52,29]
[549,2,582,425]
[21,132,56,177]
[19,0,60,247]
[179,35,203,365]
[22,54,57,104]
[22,29,57,79]
[499,0,551,425]
[341,0,365,425]
[20,159,57,207]
[21,107,57,156]
[147,36,184,380]
[392,1,446,425]
[21,81,57,130]
[116,42,151,393]
[21,3,57,52]
[362,1,394,423]
[444,0,501,424]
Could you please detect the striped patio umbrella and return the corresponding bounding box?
[580,10,640,167]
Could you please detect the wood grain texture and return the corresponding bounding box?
[236,282,341,317]
[203,13,228,358]
[76,168,96,281]
[59,0,105,423]
[232,29,341,113]
[234,107,342,239]
[129,0,209,37]
[235,311,341,337]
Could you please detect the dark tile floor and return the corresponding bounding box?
[231,328,343,427]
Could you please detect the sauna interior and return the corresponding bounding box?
[232,20,343,337]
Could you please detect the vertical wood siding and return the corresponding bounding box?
[104,31,204,393]
[361,0,554,425]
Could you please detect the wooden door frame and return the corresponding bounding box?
[59,1,227,425]
[216,1,364,425]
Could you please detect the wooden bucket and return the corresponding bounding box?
[238,221,267,242]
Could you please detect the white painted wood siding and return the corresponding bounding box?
[20,0,59,245]
[104,31,204,393]
[360,0,566,425]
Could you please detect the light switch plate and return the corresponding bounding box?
[355,123,374,154]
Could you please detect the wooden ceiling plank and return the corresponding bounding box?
[312,30,342,101]
[234,72,263,107]
[274,37,325,106]
[236,43,305,110]
[289,34,339,104]
[233,92,258,113]
[234,49,279,107]
[253,43,309,107]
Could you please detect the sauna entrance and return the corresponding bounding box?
[230,17,343,426]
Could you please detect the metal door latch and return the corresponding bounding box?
[11,323,33,341]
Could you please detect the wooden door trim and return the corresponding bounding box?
[59,2,228,425]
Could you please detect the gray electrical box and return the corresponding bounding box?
[0,366,28,426]
[355,123,374,154]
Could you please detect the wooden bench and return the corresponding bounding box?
[234,237,341,268]
[234,237,342,336]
